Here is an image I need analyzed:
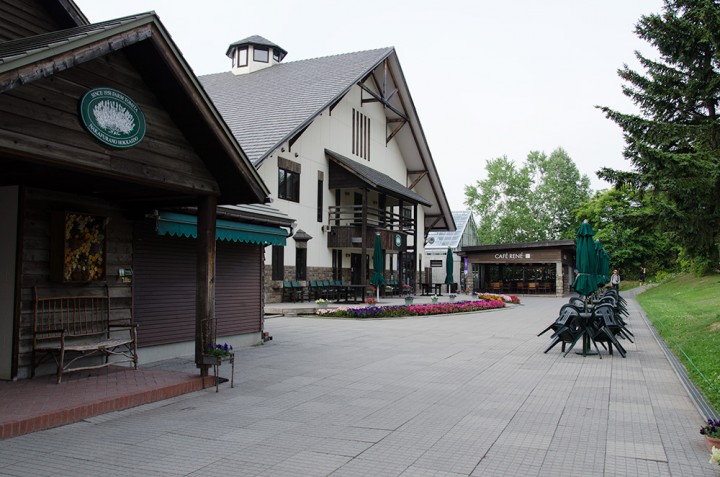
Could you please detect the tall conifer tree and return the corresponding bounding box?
[597,0,720,271]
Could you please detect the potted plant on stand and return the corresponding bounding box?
[402,284,414,305]
[202,343,235,392]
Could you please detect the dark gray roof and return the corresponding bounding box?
[0,12,270,204]
[225,35,287,59]
[218,204,295,227]
[199,47,393,165]
[326,149,432,207]
[0,13,154,70]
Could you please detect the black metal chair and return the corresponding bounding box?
[542,304,583,354]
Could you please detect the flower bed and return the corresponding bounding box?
[316,299,505,318]
[477,293,521,304]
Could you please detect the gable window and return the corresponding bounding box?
[272,49,280,62]
[352,108,370,160]
[278,157,301,202]
[271,245,284,280]
[278,169,300,202]
[235,47,248,67]
[254,47,269,63]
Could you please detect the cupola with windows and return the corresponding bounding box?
[226,35,287,75]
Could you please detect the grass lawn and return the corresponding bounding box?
[620,280,640,291]
[637,273,720,412]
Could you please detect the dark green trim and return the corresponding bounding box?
[156,212,287,246]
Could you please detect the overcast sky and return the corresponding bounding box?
[75,0,664,210]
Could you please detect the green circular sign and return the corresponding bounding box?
[394,234,402,247]
[79,88,146,148]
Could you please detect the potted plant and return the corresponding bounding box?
[448,293,457,302]
[315,298,329,309]
[365,297,378,306]
[202,342,235,391]
[431,294,439,304]
[401,283,414,305]
[701,418,720,451]
[202,343,234,365]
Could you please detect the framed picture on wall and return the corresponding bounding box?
[52,211,107,282]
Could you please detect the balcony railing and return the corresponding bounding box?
[327,205,415,233]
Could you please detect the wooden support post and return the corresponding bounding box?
[360,188,368,288]
[196,195,217,376]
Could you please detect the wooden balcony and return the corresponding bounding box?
[325,205,414,250]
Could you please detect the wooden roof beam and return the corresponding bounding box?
[357,83,407,121]
[407,171,428,190]
[386,118,407,144]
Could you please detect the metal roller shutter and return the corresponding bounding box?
[134,223,263,347]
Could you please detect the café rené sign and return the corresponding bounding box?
[494,252,531,260]
[79,88,146,149]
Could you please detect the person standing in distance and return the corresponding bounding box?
[611,269,621,291]
[639,267,647,286]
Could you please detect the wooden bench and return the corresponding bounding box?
[32,286,138,383]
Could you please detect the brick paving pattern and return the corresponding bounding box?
[0,291,716,476]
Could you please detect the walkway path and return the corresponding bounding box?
[0,293,715,476]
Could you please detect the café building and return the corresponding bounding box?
[460,240,575,297]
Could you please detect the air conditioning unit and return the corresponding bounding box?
[322,225,332,233]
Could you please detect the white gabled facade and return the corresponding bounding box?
[259,81,426,279]
[201,37,454,301]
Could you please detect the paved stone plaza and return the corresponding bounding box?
[0,293,715,476]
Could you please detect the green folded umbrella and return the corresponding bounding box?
[370,234,385,301]
[444,248,454,288]
[571,220,598,298]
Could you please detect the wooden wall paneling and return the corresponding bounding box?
[0,50,219,195]
[15,188,134,373]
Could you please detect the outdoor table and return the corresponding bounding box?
[575,312,599,356]
[420,283,442,296]
[342,285,366,303]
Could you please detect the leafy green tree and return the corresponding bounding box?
[465,148,591,244]
[575,185,676,277]
[597,0,720,273]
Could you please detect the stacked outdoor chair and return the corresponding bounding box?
[603,288,628,311]
[540,304,583,354]
[596,293,634,340]
[588,303,628,357]
[568,296,586,309]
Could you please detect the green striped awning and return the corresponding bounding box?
[156,211,287,246]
